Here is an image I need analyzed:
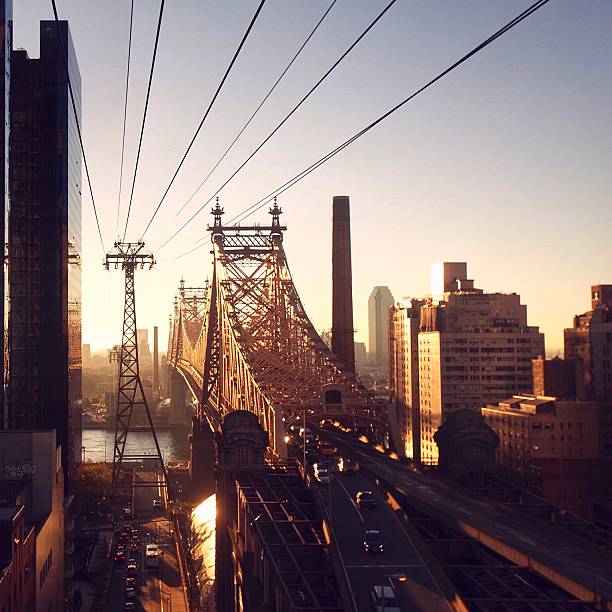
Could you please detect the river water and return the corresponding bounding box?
[82,427,215,600]
[81,427,191,463]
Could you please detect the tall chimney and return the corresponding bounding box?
[331,195,355,374]
[153,326,159,397]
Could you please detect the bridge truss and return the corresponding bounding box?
[168,201,386,452]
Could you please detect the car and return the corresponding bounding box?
[124,587,137,599]
[153,497,163,509]
[320,443,338,457]
[129,542,139,552]
[124,577,136,588]
[371,585,400,612]
[362,529,384,553]
[355,491,376,509]
[124,603,135,610]
[314,469,330,484]
[126,561,137,575]
[114,550,126,563]
[122,505,132,518]
[313,460,330,472]
[337,457,357,474]
[130,533,140,544]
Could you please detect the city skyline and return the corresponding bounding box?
[14,1,612,355]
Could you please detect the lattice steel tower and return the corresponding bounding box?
[105,241,166,486]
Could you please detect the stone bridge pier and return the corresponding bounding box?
[189,416,216,500]
[169,370,190,426]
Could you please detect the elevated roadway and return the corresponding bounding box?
[315,468,454,611]
[320,429,612,610]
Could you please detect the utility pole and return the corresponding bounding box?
[105,241,167,488]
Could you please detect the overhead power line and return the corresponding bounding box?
[174,0,339,218]
[158,0,399,251]
[122,0,165,241]
[174,0,552,260]
[139,0,268,240]
[51,0,105,253]
[115,0,135,237]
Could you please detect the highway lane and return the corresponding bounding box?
[316,463,451,612]
[320,429,612,607]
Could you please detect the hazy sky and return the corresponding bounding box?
[15,1,612,354]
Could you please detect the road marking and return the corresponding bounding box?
[334,474,364,523]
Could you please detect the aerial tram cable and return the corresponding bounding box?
[139,0,268,240]
[173,0,552,260]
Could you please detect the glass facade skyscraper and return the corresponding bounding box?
[8,20,82,485]
[0,0,11,429]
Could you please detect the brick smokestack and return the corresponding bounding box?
[153,326,159,397]
[332,195,355,374]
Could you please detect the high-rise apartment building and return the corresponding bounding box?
[8,21,82,484]
[565,284,612,401]
[418,263,544,464]
[368,286,394,367]
[389,299,423,461]
[0,0,11,429]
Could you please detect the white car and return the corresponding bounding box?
[314,466,330,485]
[371,585,400,612]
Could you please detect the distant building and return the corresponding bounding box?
[532,356,583,399]
[418,263,544,464]
[389,299,423,461]
[482,395,612,517]
[82,343,91,365]
[0,429,65,611]
[8,20,82,485]
[137,328,153,375]
[368,286,394,367]
[354,341,367,370]
[564,284,612,401]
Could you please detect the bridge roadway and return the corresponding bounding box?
[319,429,612,608]
[315,467,453,612]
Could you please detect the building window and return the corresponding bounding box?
[238,445,248,466]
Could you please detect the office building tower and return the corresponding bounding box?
[389,299,424,461]
[565,284,612,401]
[418,263,544,464]
[331,195,355,374]
[368,286,394,367]
[0,0,11,429]
[354,341,367,371]
[8,20,82,484]
[137,327,153,375]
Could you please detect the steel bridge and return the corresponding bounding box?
[167,201,388,457]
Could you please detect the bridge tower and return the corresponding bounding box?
[105,241,167,487]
